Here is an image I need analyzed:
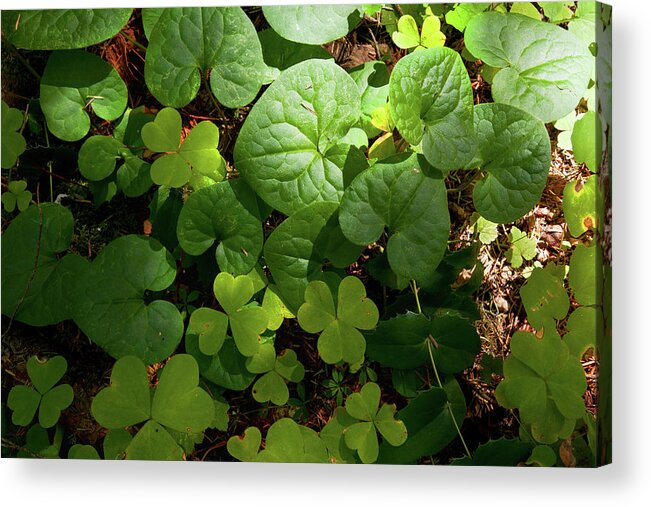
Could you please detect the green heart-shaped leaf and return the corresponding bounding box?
[345,382,381,421]
[340,152,450,281]
[337,276,379,330]
[39,384,74,428]
[141,107,181,152]
[275,349,305,383]
[392,15,420,49]
[344,421,378,464]
[465,12,592,122]
[245,343,276,374]
[252,371,289,405]
[125,420,183,461]
[472,103,551,223]
[213,272,255,315]
[262,5,361,45]
[188,308,229,356]
[297,281,336,333]
[230,306,268,357]
[320,407,359,463]
[262,285,295,331]
[103,428,133,460]
[144,7,266,108]
[68,444,101,460]
[40,50,128,142]
[186,336,256,391]
[374,403,408,447]
[91,356,151,429]
[1,101,26,169]
[255,418,329,463]
[7,385,41,426]
[227,427,262,462]
[234,59,362,215]
[420,15,446,48]
[151,354,215,434]
[27,355,67,394]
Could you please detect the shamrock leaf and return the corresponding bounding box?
[226,427,262,462]
[1,101,26,169]
[2,180,32,213]
[141,108,225,188]
[248,347,305,405]
[342,383,407,463]
[7,355,74,428]
[187,308,229,357]
[445,2,490,32]
[297,276,379,365]
[505,226,537,268]
[495,331,587,444]
[261,285,295,331]
[520,265,570,337]
[392,15,445,50]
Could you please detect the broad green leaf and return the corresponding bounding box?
[151,354,215,434]
[571,111,602,172]
[227,427,262,462]
[389,47,474,170]
[264,201,361,313]
[509,2,541,20]
[7,385,40,426]
[103,429,133,460]
[186,336,256,391]
[262,5,361,45]
[465,12,593,123]
[144,7,266,109]
[256,418,329,463]
[1,203,85,326]
[520,265,569,337]
[27,355,67,395]
[125,420,183,461]
[91,356,151,429]
[564,306,602,357]
[73,236,183,364]
[258,28,331,74]
[569,243,603,306]
[188,308,229,356]
[472,103,551,223]
[40,50,128,142]
[1,101,26,169]
[68,445,101,460]
[340,152,450,282]
[141,8,164,40]
[177,179,266,275]
[506,227,537,268]
[495,331,587,444]
[348,61,390,138]
[539,1,574,22]
[39,384,73,428]
[563,176,603,237]
[234,59,362,215]
[451,438,535,466]
[2,9,132,49]
[569,2,597,46]
[142,108,225,188]
[445,2,489,32]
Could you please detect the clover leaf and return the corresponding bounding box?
[92,354,215,460]
[1,101,26,169]
[144,7,266,109]
[2,180,32,213]
[539,1,574,22]
[247,346,305,405]
[340,152,450,282]
[297,276,379,365]
[2,9,132,49]
[563,176,604,237]
[226,426,262,462]
[141,108,225,188]
[392,15,445,51]
[17,424,62,459]
[464,12,592,123]
[505,227,537,268]
[520,265,569,338]
[471,103,551,223]
[495,331,587,444]
[176,179,267,275]
[40,50,128,142]
[186,336,256,391]
[72,235,183,364]
[264,201,361,313]
[389,47,474,171]
[261,285,295,331]
[445,2,489,32]
[234,59,363,215]
[7,355,73,428]
[1,203,87,326]
[262,5,361,45]
[341,383,407,464]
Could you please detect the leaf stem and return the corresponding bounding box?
[120,31,147,52]
[410,279,422,314]
[43,124,54,203]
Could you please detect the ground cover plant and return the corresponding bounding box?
[1,2,611,466]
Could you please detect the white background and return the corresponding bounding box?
[2,0,650,505]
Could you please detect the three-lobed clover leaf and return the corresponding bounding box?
[144,7,267,109]
[391,15,445,51]
[2,9,132,50]
[464,12,593,123]
[262,5,361,45]
[495,331,587,444]
[342,382,407,464]
[563,176,604,237]
[389,46,475,171]
[520,264,569,338]
[40,50,128,142]
[1,100,26,169]
[247,345,305,405]
[505,226,537,268]
[297,276,379,365]
[445,2,489,32]
[7,355,74,428]
[141,108,225,188]
[340,152,450,282]
[234,59,364,216]
[91,354,215,460]
[2,180,32,213]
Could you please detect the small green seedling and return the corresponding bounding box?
[2,180,32,212]
[505,226,537,268]
[470,212,498,245]
[1,100,26,169]
[7,355,74,428]
[322,368,351,406]
[391,14,445,51]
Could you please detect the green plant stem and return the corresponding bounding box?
[410,279,422,314]
[43,125,54,202]
[120,31,147,52]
